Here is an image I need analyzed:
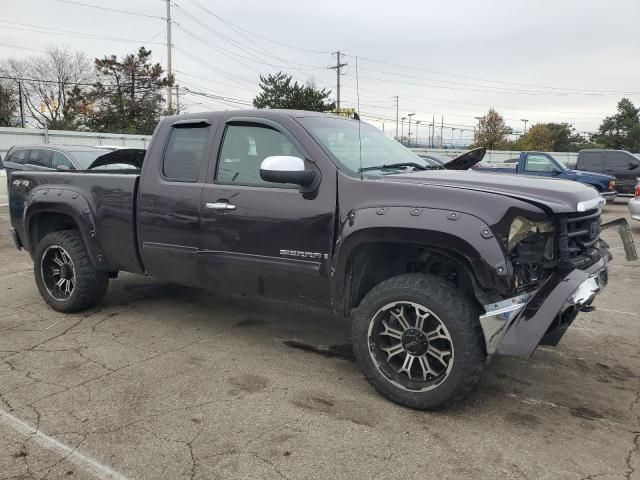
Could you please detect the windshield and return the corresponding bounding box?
[298,116,428,174]
[69,151,108,169]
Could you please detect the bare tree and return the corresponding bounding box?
[0,47,94,129]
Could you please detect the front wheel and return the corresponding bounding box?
[351,273,486,410]
[34,230,109,313]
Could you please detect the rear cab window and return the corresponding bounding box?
[162,124,210,182]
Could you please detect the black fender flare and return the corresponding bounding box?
[330,206,512,314]
[23,187,109,270]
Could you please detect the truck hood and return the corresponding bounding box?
[381,170,602,213]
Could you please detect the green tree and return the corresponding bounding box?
[474,108,510,149]
[592,98,640,152]
[544,123,585,152]
[253,72,335,111]
[85,47,170,135]
[0,83,18,126]
[515,124,554,151]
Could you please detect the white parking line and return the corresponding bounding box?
[0,408,129,480]
[596,307,640,317]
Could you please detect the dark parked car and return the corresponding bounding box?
[7,110,637,410]
[576,149,640,195]
[474,151,617,202]
[2,145,144,176]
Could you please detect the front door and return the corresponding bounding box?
[199,119,336,304]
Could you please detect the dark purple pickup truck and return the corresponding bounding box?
[6,110,637,409]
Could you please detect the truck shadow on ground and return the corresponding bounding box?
[96,273,636,425]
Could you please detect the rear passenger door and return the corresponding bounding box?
[603,151,639,194]
[138,120,214,286]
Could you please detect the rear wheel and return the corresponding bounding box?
[34,230,108,312]
[351,273,486,410]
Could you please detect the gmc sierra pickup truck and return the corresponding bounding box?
[6,110,638,409]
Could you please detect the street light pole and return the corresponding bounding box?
[415,120,421,147]
[407,113,415,147]
[521,118,529,133]
[401,116,406,143]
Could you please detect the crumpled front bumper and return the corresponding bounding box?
[479,256,609,357]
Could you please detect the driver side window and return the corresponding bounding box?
[525,155,555,173]
[216,124,303,187]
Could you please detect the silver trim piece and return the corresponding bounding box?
[205,202,237,210]
[479,294,532,355]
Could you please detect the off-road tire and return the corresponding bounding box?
[351,273,486,410]
[34,230,109,313]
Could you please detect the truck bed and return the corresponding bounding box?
[9,170,143,274]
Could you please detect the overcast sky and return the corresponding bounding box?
[2,0,639,143]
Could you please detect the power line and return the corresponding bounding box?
[347,54,636,96]
[0,20,165,46]
[181,0,332,55]
[55,0,164,20]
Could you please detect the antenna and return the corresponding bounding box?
[356,56,363,180]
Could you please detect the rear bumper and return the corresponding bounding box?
[479,256,608,357]
[9,227,22,250]
[629,197,640,221]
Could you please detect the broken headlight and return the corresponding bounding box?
[508,217,556,288]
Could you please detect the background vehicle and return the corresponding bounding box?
[576,149,640,195]
[2,144,144,176]
[629,178,640,221]
[7,111,632,410]
[475,151,617,201]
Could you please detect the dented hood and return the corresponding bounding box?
[381,170,602,213]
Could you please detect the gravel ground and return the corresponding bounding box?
[0,201,638,480]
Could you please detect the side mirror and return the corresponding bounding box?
[260,156,319,191]
[551,168,562,175]
[55,164,70,171]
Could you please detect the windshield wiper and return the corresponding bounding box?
[358,162,428,173]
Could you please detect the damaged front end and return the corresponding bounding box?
[480,205,637,357]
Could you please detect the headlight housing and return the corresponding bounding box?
[508,216,554,252]
[608,179,616,191]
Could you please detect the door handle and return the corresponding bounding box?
[205,202,237,210]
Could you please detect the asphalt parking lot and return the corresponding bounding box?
[0,201,639,480]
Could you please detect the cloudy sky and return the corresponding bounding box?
[2,0,639,143]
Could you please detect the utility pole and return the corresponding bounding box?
[394,96,399,139]
[175,85,180,114]
[432,115,435,148]
[329,51,347,111]
[18,80,25,128]
[440,116,444,149]
[165,0,173,113]
[401,116,406,143]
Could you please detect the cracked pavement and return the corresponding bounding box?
[0,202,639,480]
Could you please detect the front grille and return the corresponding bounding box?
[557,209,602,269]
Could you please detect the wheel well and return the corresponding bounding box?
[344,242,479,313]
[29,212,79,250]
